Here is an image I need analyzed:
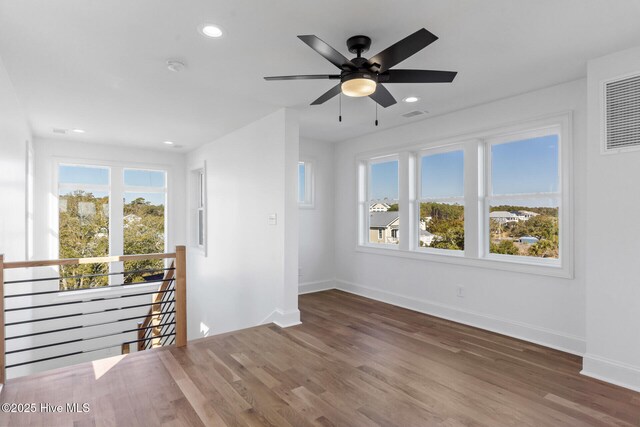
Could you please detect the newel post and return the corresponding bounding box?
[175,246,187,347]
[0,254,5,384]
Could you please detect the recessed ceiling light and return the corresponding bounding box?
[199,24,223,38]
[72,129,85,133]
[403,96,420,103]
[163,141,174,145]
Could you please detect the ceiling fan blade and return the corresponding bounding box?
[369,84,397,108]
[380,69,457,83]
[368,28,438,73]
[264,74,341,81]
[298,35,352,70]
[311,84,342,105]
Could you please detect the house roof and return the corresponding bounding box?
[489,211,518,218]
[420,230,434,237]
[369,211,399,228]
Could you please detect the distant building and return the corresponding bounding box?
[369,202,391,212]
[489,211,520,224]
[369,211,399,244]
[516,210,539,221]
[420,229,435,246]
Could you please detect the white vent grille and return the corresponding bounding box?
[402,110,424,118]
[605,74,640,152]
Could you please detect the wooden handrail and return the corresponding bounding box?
[3,252,177,270]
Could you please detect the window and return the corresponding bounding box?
[190,165,207,255]
[487,130,559,259]
[57,163,168,289]
[197,169,205,247]
[419,149,464,252]
[58,165,110,289]
[298,161,314,207]
[367,157,399,245]
[356,114,571,276]
[122,169,167,283]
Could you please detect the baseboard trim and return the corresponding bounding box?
[271,308,301,328]
[335,279,586,356]
[581,354,640,392]
[298,279,336,295]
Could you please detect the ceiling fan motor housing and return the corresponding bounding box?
[346,35,372,55]
[341,71,377,84]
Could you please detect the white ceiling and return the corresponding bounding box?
[1,0,640,151]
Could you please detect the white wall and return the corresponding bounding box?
[0,56,31,263]
[186,109,300,340]
[298,138,335,294]
[583,46,640,391]
[333,79,588,355]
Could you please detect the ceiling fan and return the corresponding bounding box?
[264,28,457,108]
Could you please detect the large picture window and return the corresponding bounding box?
[487,130,560,259]
[357,114,571,277]
[57,163,167,289]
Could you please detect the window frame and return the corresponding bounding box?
[355,112,573,278]
[53,157,171,288]
[484,126,562,265]
[298,159,315,208]
[361,154,400,248]
[416,144,466,256]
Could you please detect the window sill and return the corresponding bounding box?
[355,245,572,279]
[298,203,315,210]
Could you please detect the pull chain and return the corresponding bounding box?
[339,94,342,123]
[375,102,379,126]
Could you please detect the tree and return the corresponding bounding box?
[490,240,519,255]
[528,238,558,258]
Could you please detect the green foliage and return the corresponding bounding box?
[508,215,557,241]
[387,203,399,212]
[420,202,464,250]
[490,240,519,255]
[59,191,165,289]
[528,238,558,258]
[490,205,558,217]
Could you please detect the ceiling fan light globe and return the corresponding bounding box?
[341,78,377,97]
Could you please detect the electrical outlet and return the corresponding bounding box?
[457,286,465,298]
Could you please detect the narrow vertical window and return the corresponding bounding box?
[419,150,465,251]
[58,165,110,289]
[122,169,167,282]
[197,169,205,247]
[298,161,314,207]
[488,131,560,259]
[368,158,399,245]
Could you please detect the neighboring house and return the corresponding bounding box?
[420,229,435,246]
[489,211,520,224]
[369,211,399,244]
[516,210,539,221]
[369,202,391,212]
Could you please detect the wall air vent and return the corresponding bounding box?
[604,73,640,153]
[402,110,425,118]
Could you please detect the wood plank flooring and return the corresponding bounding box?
[1,290,638,426]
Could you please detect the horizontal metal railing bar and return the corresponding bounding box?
[5,322,176,355]
[5,277,174,298]
[5,288,175,312]
[6,334,176,368]
[3,252,177,270]
[5,299,175,326]
[5,310,176,340]
[3,267,175,285]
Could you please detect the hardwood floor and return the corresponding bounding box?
[1,290,639,426]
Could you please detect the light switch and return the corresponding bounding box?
[268,213,277,225]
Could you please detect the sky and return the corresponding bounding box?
[59,165,166,205]
[369,134,559,201]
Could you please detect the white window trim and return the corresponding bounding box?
[52,157,172,290]
[189,162,207,256]
[355,112,573,279]
[298,159,315,209]
[360,154,400,249]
